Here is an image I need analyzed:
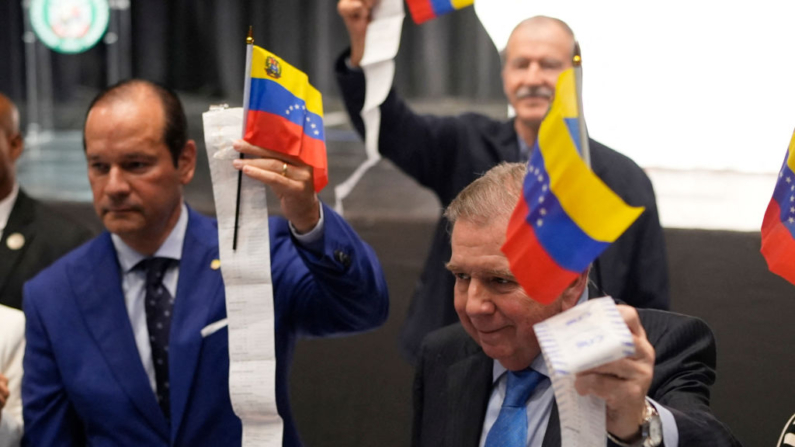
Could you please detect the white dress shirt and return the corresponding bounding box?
[479,289,679,446]
[110,203,325,393]
[0,183,19,240]
[0,304,25,447]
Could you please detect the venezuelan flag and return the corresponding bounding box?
[501,69,644,305]
[761,132,795,285]
[245,46,328,192]
[405,0,474,24]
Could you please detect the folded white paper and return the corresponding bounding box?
[534,297,635,447]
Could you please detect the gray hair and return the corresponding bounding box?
[444,162,527,227]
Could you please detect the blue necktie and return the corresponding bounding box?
[484,369,545,447]
[138,257,175,422]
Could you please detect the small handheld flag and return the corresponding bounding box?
[761,131,795,285]
[501,68,644,305]
[405,0,474,24]
[244,46,328,192]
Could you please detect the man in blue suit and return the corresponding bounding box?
[21,80,389,446]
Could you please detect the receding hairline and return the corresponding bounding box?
[0,92,20,137]
[502,15,576,63]
[88,81,163,116]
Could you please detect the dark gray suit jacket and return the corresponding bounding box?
[412,310,743,447]
[0,189,92,310]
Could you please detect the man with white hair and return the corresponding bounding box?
[412,162,740,447]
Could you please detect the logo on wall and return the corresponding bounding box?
[265,56,282,79]
[30,0,110,54]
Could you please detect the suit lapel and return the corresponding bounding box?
[0,190,36,299]
[72,233,169,438]
[169,209,223,436]
[445,351,493,447]
[542,400,561,447]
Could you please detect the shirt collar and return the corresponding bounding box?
[0,183,19,233]
[111,202,189,273]
[492,285,589,383]
[517,135,533,161]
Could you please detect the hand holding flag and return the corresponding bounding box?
[244,46,328,193]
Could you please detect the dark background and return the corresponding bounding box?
[4,1,794,446]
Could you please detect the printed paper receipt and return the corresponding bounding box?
[533,297,635,447]
[202,107,283,447]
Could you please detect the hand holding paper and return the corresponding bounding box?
[574,305,655,441]
[233,140,320,234]
[338,0,375,67]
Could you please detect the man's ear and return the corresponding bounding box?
[8,133,23,163]
[560,268,589,312]
[178,140,197,185]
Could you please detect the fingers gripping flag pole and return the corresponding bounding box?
[501,60,644,305]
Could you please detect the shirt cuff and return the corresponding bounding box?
[648,397,678,447]
[289,202,325,251]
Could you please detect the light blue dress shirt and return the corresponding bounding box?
[111,202,325,393]
[478,288,679,446]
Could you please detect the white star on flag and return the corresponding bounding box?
[536,219,543,227]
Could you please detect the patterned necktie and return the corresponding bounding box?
[138,257,175,421]
[484,368,545,447]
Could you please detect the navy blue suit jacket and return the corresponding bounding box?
[22,204,389,446]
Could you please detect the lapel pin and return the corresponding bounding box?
[6,232,24,251]
[210,259,221,270]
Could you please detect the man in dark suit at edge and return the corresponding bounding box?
[413,162,741,447]
[336,3,669,364]
[0,92,92,310]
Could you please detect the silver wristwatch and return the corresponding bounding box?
[606,400,663,447]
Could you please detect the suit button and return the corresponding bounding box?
[334,250,352,269]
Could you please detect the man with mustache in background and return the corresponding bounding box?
[335,7,668,364]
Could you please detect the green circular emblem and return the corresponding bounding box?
[30,0,110,54]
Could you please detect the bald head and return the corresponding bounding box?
[502,16,576,64]
[0,93,23,200]
[0,93,20,138]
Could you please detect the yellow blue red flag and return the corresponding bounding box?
[761,131,795,285]
[405,0,474,24]
[245,45,328,192]
[501,69,644,304]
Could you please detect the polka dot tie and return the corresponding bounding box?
[484,369,545,447]
[138,257,175,422]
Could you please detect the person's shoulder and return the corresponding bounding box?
[590,139,655,203]
[419,323,482,365]
[25,232,104,293]
[637,308,715,344]
[22,195,94,246]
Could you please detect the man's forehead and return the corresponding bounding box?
[505,20,574,55]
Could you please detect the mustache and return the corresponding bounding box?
[102,200,142,214]
[515,85,554,100]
